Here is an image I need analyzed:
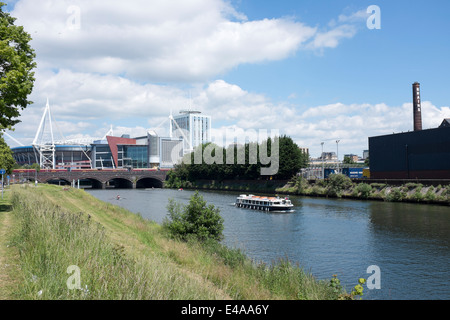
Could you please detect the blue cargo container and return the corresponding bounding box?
[342,168,363,179]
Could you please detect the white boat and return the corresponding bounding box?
[235,194,294,212]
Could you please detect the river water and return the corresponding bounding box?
[87,188,450,300]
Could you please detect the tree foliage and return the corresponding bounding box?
[163,191,224,242]
[0,2,36,129]
[166,135,308,185]
[0,133,14,173]
[343,156,356,165]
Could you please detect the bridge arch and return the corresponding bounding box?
[44,177,72,186]
[79,177,104,189]
[105,177,134,189]
[136,177,164,189]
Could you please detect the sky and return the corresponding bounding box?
[2,0,450,158]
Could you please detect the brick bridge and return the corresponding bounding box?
[35,170,169,189]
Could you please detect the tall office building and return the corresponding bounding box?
[171,110,211,154]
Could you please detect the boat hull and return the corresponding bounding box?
[235,202,293,212]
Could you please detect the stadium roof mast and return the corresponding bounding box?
[33,98,56,169]
[1,130,24,147]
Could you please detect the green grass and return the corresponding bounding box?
[5,184,343,300]
[0,190,20,300]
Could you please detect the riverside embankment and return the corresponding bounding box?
[0,184,346,300]
[174,176,450,206]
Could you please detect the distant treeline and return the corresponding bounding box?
[167,135,308,188]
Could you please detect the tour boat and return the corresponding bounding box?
[235,194,294,212]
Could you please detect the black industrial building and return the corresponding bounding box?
[369,83,450,180]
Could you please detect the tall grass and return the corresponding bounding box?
[9,186,224,300]
[9,185,343,300]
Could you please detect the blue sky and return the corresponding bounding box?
[226,0,450,107]
[3,0,450,158]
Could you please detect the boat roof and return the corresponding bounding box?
[238,195,282,201]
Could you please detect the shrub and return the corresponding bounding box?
[164,191,224,242]
[356,183,372,199]
[424,187,436,202]
[285,176,309,194]
[326,174,352,197]
[386,188,404,202]
[410,189,424,202]
[310,185,326,196]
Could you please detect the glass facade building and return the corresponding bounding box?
[118,145,149,169]
[92,142,115,169]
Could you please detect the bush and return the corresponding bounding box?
[424,187,436,202]
[326,174,353,197]
[386,188,404,202]
[410,189,424,202]
[356,183,372,199]
[284,176,309,194]
[164,191,224,242]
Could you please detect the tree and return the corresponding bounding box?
[0,2,36,129]
[275,135,308,180]
[343,156,356,165]
[163,191,224,242]
[0,133,15,173]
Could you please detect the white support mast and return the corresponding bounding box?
[1,131,25,147]
[33,98,56,169]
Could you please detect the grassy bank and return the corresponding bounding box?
[3,184,348,300]
[0,190,20,300]
[276,175,450,206]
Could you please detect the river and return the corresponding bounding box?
[87,188,450,300]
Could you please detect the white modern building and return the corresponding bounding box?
[148,130,184,169]
[170,110,211,154]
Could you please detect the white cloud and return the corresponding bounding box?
[32,69,189,120]
[338,9,370,23]
[11,0,368,83]
[307,24,357,49]
[11,0,320,82]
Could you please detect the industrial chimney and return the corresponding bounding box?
[412,82,422,131]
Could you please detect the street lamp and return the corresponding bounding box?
[321,142,324,179]
[336,140,340,174]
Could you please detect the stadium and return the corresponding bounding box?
[8,100,211,172]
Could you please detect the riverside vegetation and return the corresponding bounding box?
[275,174,450,205]
[0,184,365,300]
